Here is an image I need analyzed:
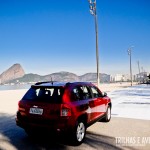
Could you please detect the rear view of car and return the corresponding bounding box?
[16,81,111,145]
[16,83,69,131]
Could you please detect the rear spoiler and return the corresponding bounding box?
[35,81,57,85]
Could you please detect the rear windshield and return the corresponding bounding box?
[22,86,64,103]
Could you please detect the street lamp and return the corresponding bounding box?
[88,0,100,87]
[127,46,134,86]
[137,60,141,83]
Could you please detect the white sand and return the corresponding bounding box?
[99,82,135,92]
[0,89,28,114]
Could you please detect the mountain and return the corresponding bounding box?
[0,64,111,84]
[9,72,110,84]
[79,73,111,82]
[46,72,79,81]
[13,73,42,83]
[0,64,25,84]
[9,72,80,83]
[79,73,97,82]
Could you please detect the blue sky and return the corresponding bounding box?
[0,0,150,76]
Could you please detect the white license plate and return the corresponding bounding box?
[29,108,43,115]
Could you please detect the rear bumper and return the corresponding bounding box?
[16,111,75,133]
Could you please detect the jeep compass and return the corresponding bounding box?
[16,81,111,145]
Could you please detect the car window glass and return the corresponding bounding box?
[72,87,80,101]
[81,86,92,99]
[72,86,92,101]
[90,86,102,98]
[22,87,63,103]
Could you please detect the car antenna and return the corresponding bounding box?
[51,76,53,85]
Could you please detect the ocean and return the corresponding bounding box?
[0,84,32,91]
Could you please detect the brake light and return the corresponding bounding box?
[18,100,23,107]
[18,100,21,106]
[18,100,25,111]
[60,104,71,116]
[18,100,21,109]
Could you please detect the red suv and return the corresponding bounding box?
[16,81,111,145]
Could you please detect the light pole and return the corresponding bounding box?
[88,0,100,87]
[127,46,134,86]
[137,60,141,83]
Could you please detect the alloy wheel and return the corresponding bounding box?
[76,122,85,142]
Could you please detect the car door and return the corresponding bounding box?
[89,86,106,119]
[71,85,93,121]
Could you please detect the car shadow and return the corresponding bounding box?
[0,113,135,150]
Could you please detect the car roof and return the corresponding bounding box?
[32,81,93,88]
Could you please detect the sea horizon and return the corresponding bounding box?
[0,84,32,91]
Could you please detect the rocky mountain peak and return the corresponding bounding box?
[0,64,111,84]
[0,63,25,84]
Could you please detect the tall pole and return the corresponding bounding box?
[94,1,100,88]
[130,49,133,86]
[127,47,133,86]
[137,61,141,82]
[88,0,100,87]
[137,61,140,74]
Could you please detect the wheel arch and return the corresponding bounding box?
[108,102,112,109]
[77,113,88,127]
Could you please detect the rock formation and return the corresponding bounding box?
[0,64,25,84]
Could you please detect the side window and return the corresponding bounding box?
[72,87,80,101]
[90,86,102,98]
[72,86,92,101]
[81,86,92,99]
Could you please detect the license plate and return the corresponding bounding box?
[29,108,43,115]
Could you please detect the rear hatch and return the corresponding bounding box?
[18,85,64,124]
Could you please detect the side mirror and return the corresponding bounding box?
[103,92,107,97]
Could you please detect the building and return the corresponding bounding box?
[135,72,149,83]
[113,74,130,82]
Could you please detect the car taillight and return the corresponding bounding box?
[60,104,71,116]
[18,100,25,111]
[18,100,23,106]
[18,100,21,109]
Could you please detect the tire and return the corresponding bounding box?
[101,105,111,122]
[72,121,86,145]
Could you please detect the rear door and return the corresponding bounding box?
[89,86,106,118]
[70,85,92,121]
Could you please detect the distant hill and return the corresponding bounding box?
[13,73,42,83]
[10,72,79,83]
[79,73,97,82]
[9,72,110,84]
[9,72,80,84]
[45,72,79,81]
[0,64,25,84]
[0,64,111,84]
[79,73,110,83]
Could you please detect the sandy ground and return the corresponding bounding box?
[99,82,136,92]
[0,89,28,114]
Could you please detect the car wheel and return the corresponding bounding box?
[72,121,86,145]
[101,105,111,122]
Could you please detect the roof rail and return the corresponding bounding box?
[35,81,54,85]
